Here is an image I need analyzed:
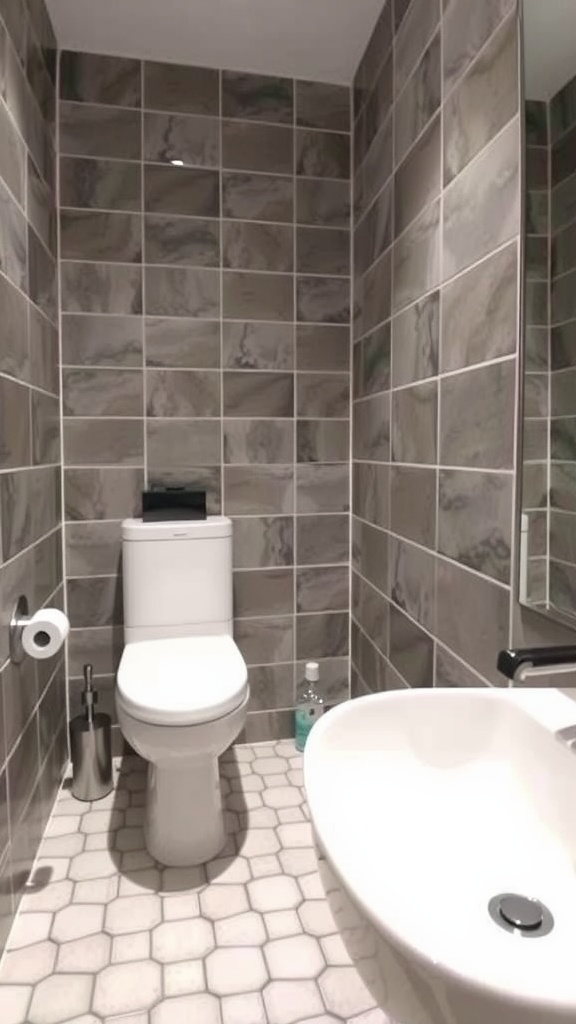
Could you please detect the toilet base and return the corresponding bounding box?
[145,756,226,867]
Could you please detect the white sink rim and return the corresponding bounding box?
[304,688,576,1021]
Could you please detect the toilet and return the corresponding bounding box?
[116,516,249,867]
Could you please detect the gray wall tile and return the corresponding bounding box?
[438,469,513,583]
[144,266,219,318]
[296,81,350,132]
[223,172,293,223]
[60,52,140,106]
[147,369,220,417]
[144,62,219,116]
[223,271,293,322]
[60,102,141,159]
[144,165,219,218]
[443,117,520,279]
[223,371,293,418]
[223,121,293,175]
[392,381,437,464]
[61,261,142,314]
[144,111,220,168]
[440,361,515,468]
[146,318,219,368]
[56,53,351,749]
[222,71,293,124]
[440,242,517,371]
[444,14,518,184]
[390,465,436,546]
[144,216,219,268]
[223,221,293,273]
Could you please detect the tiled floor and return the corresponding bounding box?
[0,740,390,1024]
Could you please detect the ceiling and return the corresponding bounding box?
[524,0,576,101]
[46,0,385,84]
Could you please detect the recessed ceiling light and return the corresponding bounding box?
[171,159,184,167]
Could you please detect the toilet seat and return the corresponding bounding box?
[117,635,248,726]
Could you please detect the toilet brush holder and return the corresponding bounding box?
[70,664,113,801]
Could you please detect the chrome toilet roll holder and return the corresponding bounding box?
[9,594,51,664]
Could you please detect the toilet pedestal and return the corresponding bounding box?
[146,757,226,867]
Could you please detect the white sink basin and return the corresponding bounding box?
[304,689,576,1024]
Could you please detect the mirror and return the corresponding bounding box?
[521,0,576,623]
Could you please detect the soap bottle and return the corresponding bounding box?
[295,661,324,753]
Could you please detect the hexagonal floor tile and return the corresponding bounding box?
[200,884,249,921]
[206,947,268,995]
[162,893,200,921]
[237,829,280,858]
[206,856,251,885]
[111,930,150,964]
[151,993,221,1024]
[164,959,205,997]
[319,966,376,1018]
[28,973,93,1024]
[277,823,313,848]
[2,985,32,1024]
[69,851,117,881]
[264,934,325,979]
[105,894,162,935]
[264,909,303,939]
[279,849,318,877]
[222,991,267,1024]
[93,960,162,1017]
[263,980,324,1024]
[56,933,111,973]
[248,875,301,912]
[263,787,304,809]
[252,758,289,776]
[1,941,56,984]
[152,918,215,962]
[20,879,73,913]
[215,911,267,947]
[298,900,336,937]
[52,904,104,943]
[8,912,52,949]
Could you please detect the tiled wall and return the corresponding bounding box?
[58,54,352,740]
[549,73,576,613]
[523,99,549,607]
[0,0,66,955]
[351,0,525,691]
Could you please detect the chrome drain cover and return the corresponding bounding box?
[488,893,554,938]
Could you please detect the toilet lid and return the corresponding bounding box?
[117,636,248,726]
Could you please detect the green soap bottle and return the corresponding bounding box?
[295,661,324,753]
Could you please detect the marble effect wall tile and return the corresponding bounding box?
[56,54,351,745]
[144,112,220,168]
[222,71,293,124]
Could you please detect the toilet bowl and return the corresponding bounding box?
[117,635,248,866]
[115,517,249,867]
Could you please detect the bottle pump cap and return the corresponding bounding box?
[305,661,319,683]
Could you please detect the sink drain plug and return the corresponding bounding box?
[488,893,554,938]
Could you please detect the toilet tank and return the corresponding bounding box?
[122,516,233,641]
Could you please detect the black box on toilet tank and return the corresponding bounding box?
[142,487,207,522]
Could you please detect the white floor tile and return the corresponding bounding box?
[206,947,267,994]
[163,959,205,996]
[0,743,385,1024]
[222,991,267,1024]
[215,911,267,947]
[263,979,324,1024]
[151,993,221,1024]
[93,961,161,1017]
[152,918,215,962]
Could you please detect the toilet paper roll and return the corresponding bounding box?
[22,608,70,660]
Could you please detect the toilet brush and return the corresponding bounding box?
[69,663,113,801]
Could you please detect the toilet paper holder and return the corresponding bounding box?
[10,595,32,664]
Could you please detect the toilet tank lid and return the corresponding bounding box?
[122,516,232,541]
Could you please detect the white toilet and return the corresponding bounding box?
[116,516,249,867]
